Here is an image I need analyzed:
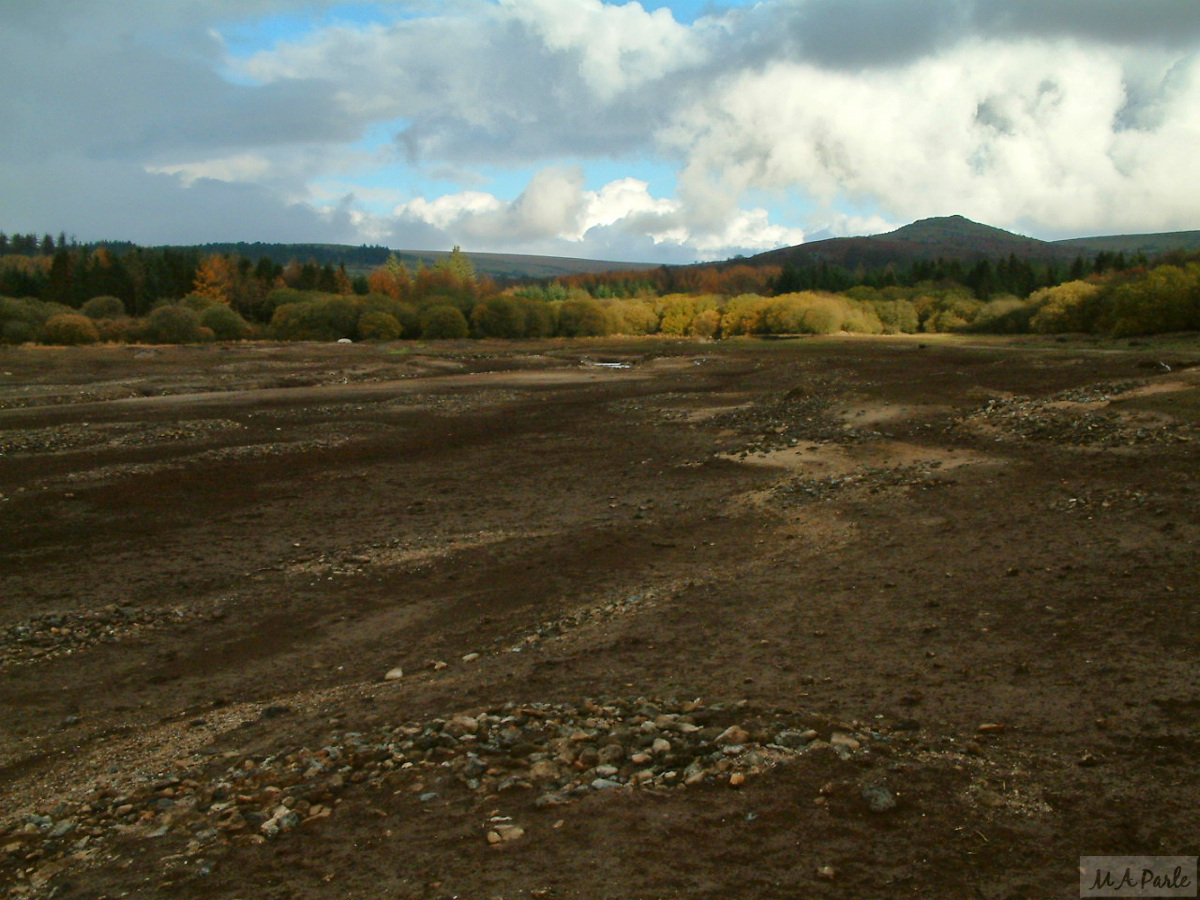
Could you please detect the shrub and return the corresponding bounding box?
[96,317,138,343]
[721,294,770,336]
[361,294,420,338]
[2,319,35,344]
[41,313,100,345]
[608,299,658,335]
[556,298,610,337]
[0,298,40,344]
[81,295,126,320]
[419,304,469,340]
[200,304,252,341]
[970,297,1034,334]
[358,310,403,341]
[269,296,361,341]
[178,292,217,312]
[1106,265,1200,336]
[471,297,526,338]
[1028,281,1103,334]
[871,299,919,334]
[689,308,722,338]
[141,304,211,343]
[517,298,556,338]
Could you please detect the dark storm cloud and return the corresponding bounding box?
[731,0,1200,72]
[0,157,359,245]
[971,0,1200,49]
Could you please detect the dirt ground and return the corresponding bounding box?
[0,334,1197,900]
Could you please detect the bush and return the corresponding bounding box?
[608,299,658,335]
[41,313,100,345]
[1028,281,1103,334]
[361,294,420,338]
[689,308,722,338]
[358,310,403,341]
[970,297,1034,334]
[556,298,610,337]
[96,317,137,343]
[2,319,35,344]
[269,296,361,341]
[200,304,252,341]
[517,298,556,338]
[178,292,217,312]
[720,294,770,336]
[1107,265,1200,336]
[419,304,469,340]
[871,299,920,334]
[0,298,41,344]
[140,304,212,343]
[81,295,126,319]
[471,297,526,338]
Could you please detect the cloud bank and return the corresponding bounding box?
[2,0,1198,260]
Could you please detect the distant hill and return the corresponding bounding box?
[1053,231,1200,257]
[742,215,1200,272]
[164,242,660,281]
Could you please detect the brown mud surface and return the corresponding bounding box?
[0,335,1197,899]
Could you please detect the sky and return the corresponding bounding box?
[2,1,1199,264]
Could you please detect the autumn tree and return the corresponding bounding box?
[193,254,237,304]
[366,253,412,300]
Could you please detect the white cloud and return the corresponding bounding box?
[395,191,507,231]
[499,0,706,101]
[667,39,1200,235]
[3,0,1200,259]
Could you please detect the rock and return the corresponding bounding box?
[651,737,672,755]
[491,823,524,842]
[830,732,860,752]
[775,730,815,749]
[444,715,479,737]
[729,773,746,788]
[597,744,625,765]
[861,785,897,813]
[461,652,481,663]
[715,725,749,745]
[816,865,836,880]
[47,820,76,839]
[591,778,622,790]
[383,667,404,681]
[977,723,1005,734]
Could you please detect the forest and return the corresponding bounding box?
[1,230,1198,345]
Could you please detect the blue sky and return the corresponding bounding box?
[3,1,1199,262]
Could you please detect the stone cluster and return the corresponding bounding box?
[0,698,880,887]
[772,462,949,506]
[0,603,227,669]
[960,390,1194,447]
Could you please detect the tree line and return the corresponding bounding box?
[1,231,1197,345]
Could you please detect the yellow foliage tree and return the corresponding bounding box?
[193,254,236,305]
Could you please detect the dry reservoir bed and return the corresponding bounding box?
[0,335,1197,899]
